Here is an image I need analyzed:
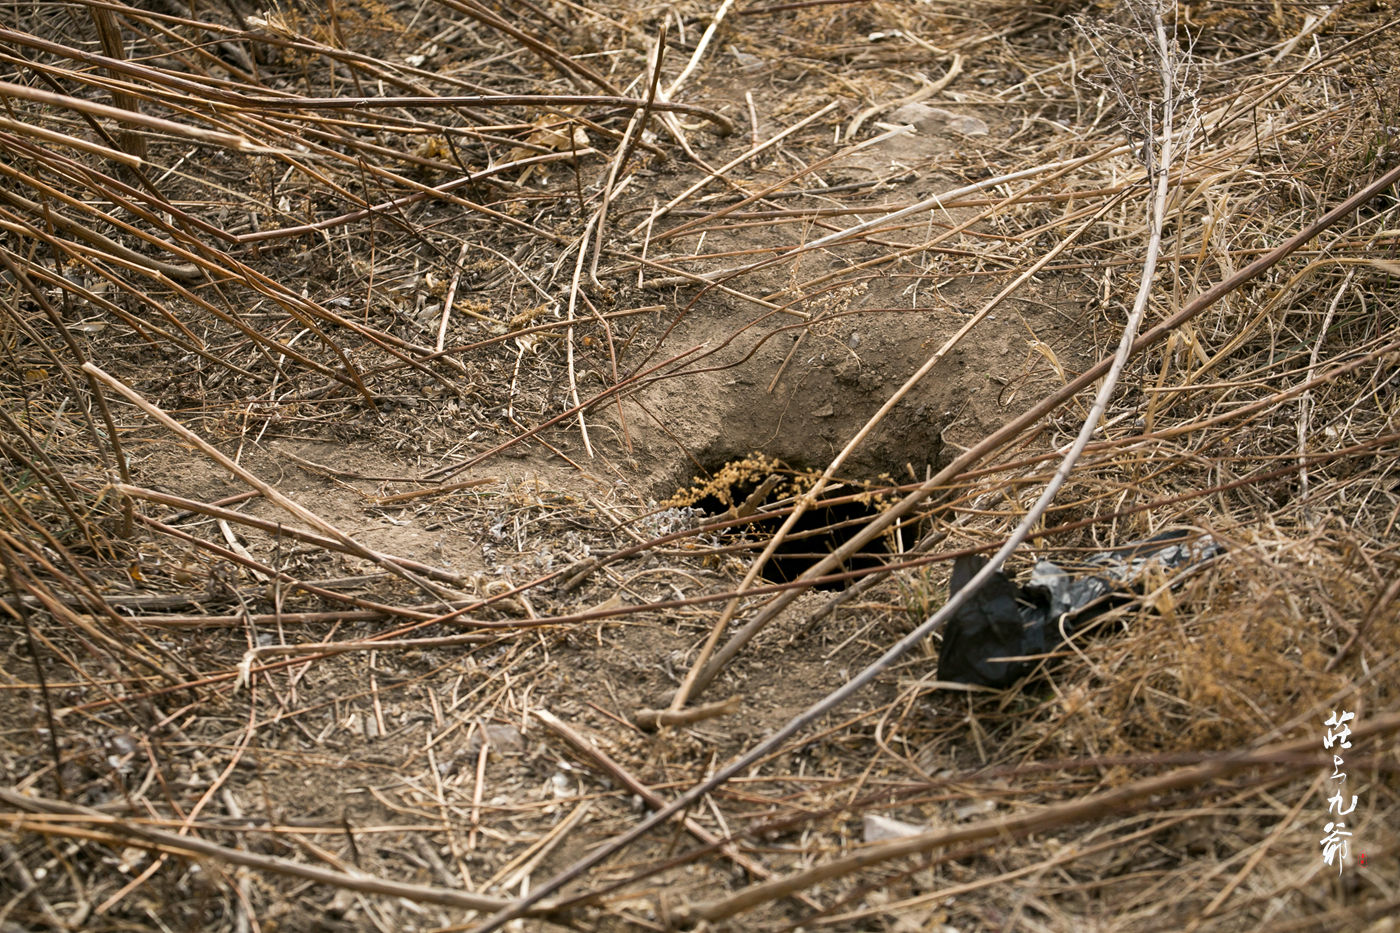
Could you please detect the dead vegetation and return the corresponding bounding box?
[1,0,1397,930]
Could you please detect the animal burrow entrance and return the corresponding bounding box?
[668,453,896,590]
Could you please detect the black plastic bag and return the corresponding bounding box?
[936,530,1222,688]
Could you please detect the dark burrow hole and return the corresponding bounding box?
[672,454,894,590]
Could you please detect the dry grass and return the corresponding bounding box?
[2,0,1398,931]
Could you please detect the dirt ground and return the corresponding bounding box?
[2,0,1398,931]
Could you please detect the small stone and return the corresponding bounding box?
[863,813,928,842]
[887,103,990,137]
[466,722,525,755]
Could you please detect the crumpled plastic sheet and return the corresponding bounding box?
[936,530,1223,688]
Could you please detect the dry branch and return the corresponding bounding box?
[0,788,562,917]
[0,79,254,149]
